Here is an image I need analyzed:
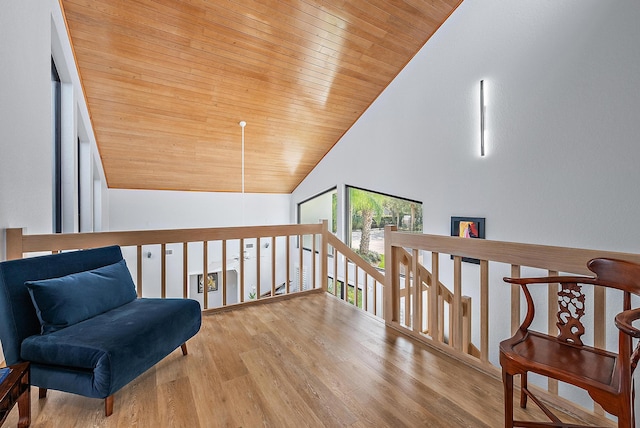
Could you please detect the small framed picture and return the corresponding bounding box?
[450,217,485,264]
[197,272,218,293]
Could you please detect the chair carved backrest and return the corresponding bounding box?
[557,281,586,345]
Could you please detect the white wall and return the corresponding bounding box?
[0,2,53,261]
[292,0,640,416]
[109,189,290,230]
[0,0,108,260]
[293,0,640,253]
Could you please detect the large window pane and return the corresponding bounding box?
[297,187,337,250]
[347,186,422,269]
[51,58,62,233]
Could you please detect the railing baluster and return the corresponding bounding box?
[333,247,338,296]
[510,264,521,335]
[480,259,489,362]
[344,254,349,303]
[594,284,606,416]
[183,242,188,299]
[312,233,316,290]
[271,236,276,296]
[354,264,359,308]
[203,241,208,310]
[136,245,142,297]
[430,252,439,341]
[222,240,227,306]
[373,278,377,316]
[286,235,290,295]
[298,234,303,292]
[256,237,261,299]
[161,243,167,298]
[363,272,368,313]
[412,249,420,333]
[320,220,328,293]
[453,255,462,351]
[547,270,559,395]
[239,238,245,302]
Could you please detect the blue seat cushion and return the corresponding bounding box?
[21,298,202,398]
[25,259,137,334]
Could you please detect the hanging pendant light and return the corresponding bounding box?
[239,121,246,225]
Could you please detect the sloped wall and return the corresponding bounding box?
[293,0,640,254]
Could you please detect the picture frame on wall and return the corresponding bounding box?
[197,272,218,293]
[450,216,486,264]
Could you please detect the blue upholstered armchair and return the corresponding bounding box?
[0,245,201,416]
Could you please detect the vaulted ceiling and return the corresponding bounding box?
[61,0,462,193]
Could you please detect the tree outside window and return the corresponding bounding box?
[347,186,422,269]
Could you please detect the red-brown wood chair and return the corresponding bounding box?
[500,258,640,428]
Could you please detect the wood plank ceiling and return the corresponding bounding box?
[61,0,462,193]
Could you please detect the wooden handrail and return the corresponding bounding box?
[7,224,323,258]
[386,231,640,276]
[326,233,385,285]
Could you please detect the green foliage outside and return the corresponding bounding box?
[346,284,363,309]
[349,187,422,270]
[327,278,362,309]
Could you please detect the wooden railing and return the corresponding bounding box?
[8,221,640,419]
[383,225,640,416]
[6,224,390,317]
[6,223,329,311]
[325,233,385,317]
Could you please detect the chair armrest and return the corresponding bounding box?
[504,276,592,286]
[615,308,640,338]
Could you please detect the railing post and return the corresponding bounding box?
[429,252,440,341]
[510,264,521,335]
[6,228,25,260]
[320,220,328,292]
[412,248,421,333]
[384,225,398,324]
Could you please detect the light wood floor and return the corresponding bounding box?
[5,291,614,427]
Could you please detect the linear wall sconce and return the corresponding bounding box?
[480,80,486,157]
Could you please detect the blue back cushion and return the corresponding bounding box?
[25,259,137,334]
[0,245,125,365]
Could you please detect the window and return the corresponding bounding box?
[51,58,62,233]
[297,187,337,250]
[346,186,422,268]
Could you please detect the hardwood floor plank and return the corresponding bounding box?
[240,348,326,427]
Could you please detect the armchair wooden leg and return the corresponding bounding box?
[105,395,114,417]
[39,388,47,399]
[181,343,188,356]
[520,372,528,408]
[503,370,514,428]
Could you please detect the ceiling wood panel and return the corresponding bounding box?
[61,0,462,193]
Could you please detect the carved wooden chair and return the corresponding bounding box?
[500,258,640,428]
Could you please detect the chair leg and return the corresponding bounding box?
[39,388,47,399]
[105,396,114,417]
[520,372,528,408]
[181,343,188,356]
[503,370,514,428]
